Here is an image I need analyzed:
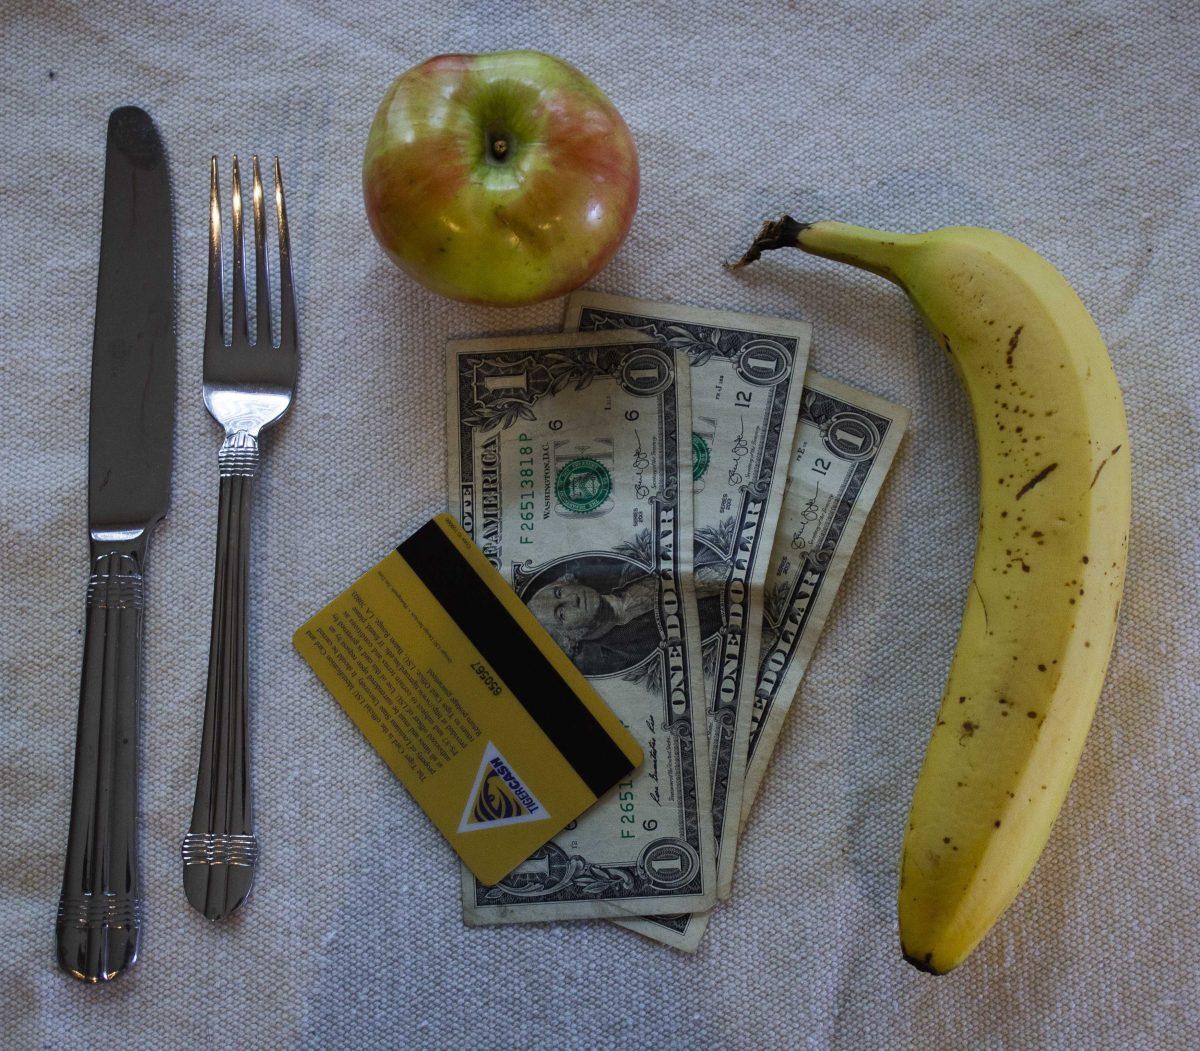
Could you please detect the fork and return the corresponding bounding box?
[182,155,296,921]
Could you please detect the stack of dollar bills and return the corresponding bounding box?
[447,293,910,950]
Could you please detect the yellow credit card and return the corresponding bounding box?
[293,514,642,886]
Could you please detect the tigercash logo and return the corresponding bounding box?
[459,742,548,833]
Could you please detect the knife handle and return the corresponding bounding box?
[57,537,147,983]
[184,445,259,920]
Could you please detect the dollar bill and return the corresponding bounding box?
[566,293,810,942]
[603,371,910,953]
[741,371,910,819]
[448,330,717,923]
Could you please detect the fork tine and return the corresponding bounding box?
[230,156,248,347]
[205,157,224,352]
[251,157,271,349]
[273,158,297,354]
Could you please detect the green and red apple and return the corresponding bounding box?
[363,50,639,306]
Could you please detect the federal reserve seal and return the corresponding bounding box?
[692,433,711,481]
[554,457,612,512]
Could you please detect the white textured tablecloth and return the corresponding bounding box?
[2,1,1197,1047]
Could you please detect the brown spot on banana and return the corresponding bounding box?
[1016,462,1058,499]
[972,580,989,629]
[1090,444,1123,489]
[1005,325,1023,368]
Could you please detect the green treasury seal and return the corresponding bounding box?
[555,457,612,513]
[692,433,711,481]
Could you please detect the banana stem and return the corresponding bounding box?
[726,216,811,269]
[729,216,917,283]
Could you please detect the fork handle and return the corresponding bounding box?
[184,433,261,920]
[57,536,147,982]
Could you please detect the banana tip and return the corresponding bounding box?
[901,947,950,976]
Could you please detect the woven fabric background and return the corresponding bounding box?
[2,1,1196,1047]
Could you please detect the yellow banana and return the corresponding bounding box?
[733,218,1130,973]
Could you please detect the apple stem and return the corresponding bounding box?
[487,132,509,162]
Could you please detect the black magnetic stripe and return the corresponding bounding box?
[398,521,634,797]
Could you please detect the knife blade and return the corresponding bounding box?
[57,106,175,983]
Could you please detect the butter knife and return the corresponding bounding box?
[56,106,175,983]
